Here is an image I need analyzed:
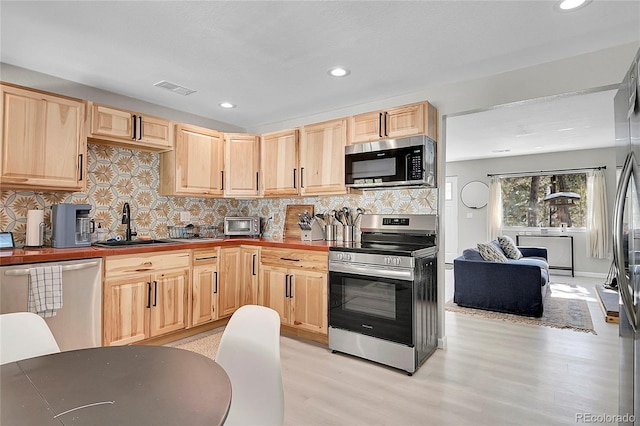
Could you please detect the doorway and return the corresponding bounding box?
[444,176,458,263]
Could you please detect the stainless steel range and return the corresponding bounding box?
[328,214,438,375]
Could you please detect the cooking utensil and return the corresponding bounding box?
[354,208,365,225]
[342,207,350,225]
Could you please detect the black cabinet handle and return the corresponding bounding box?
[256,171,259,191]
[146,281,151,308]
[293,168,297,189]
[138,116,143,140]
[285,274,290,298]
[132,115,137,140]
[78,154,83,181]
[221,171,224,190]
[214,271,218,294]
[378,112,383,138]
[280,257,300,262]
[383,111,389,136]
[288,275,293,299]
[153,280,158,307]
[300,167,305,188]
[252,254,257,276]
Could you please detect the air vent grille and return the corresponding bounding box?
[154,80,196,96]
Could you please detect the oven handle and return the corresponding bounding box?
[329,262,414,281]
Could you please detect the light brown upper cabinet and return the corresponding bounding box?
[348,101,438,144]
[0,84,87,191]
[260,129,299,197]
[299,118,347,196]
[160,124,224,197]
[89,103,172,151]
[224,133,260,197]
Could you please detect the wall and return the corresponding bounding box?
[1,144,437,246]
[446,147,617,276]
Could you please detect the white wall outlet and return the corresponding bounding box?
[466,212,473,219]
[180,211,191,222]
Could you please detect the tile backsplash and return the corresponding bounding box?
[1,144,437,246]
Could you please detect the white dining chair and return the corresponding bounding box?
[215,305,284,426]
[0,312,60,365]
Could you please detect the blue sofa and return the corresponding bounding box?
[453,246,549,317]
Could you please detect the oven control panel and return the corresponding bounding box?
[384,256,402,266]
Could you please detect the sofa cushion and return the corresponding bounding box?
[508,257,549,271]
[498,235,523,260]
[462,248,484,261]
[477,242,508,262]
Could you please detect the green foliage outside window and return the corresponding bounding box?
[501,173,587,228]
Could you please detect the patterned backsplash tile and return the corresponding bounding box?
[1,144,437,246]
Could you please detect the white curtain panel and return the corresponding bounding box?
[586,169,608,258]
[488,176,503,240]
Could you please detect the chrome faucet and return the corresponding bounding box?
[122,202,137,241]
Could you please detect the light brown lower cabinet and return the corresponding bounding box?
[259,248,328,335]
[218,246,260,318]
[103,251,190,346]
[191,248,220,327]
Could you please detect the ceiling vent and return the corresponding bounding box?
[154,80,196,96]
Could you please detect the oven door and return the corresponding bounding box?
[329,264,413,346]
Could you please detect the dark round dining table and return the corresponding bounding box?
[1,345,231,425]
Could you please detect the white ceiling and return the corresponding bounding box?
[1,1,639,159]
[445,88,617,162]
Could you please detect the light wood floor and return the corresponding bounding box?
[279,271,619,425]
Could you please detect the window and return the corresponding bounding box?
[501,173,587,228]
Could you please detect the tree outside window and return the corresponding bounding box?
[501,173,587,228]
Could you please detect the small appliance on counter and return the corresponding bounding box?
[224,216,261,237]
[52,203,94,248]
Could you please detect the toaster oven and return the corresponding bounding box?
[224,217,261,237]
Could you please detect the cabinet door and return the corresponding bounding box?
[349,111,383,144]
[385,103,424,139]
[191,264,218,326]
[299,119,347,195]
[1,85,85,191]
[290,270,328,334]
[260,129,299,196]
[166,124,224,196]
[260,265,290,325]
[219,247,242,317]
[224,133,260,197]
[240,247,260,306]
[104,276,150,346]
[91,104,133,139]
[149,269,188,337]
[139,114,172,150]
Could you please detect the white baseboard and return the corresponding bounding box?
[438,336,447,349]
[574,271,607,279]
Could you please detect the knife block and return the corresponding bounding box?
[301,219,324,241]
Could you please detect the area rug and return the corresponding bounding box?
[446,282,596,334]
[172,331,223,360]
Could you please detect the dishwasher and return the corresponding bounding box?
[1,258,102,351]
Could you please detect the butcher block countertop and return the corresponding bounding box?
[0,238,338,266]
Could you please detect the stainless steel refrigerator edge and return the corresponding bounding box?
[614,47,640,425]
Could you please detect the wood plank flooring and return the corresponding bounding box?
[280,271,619,425]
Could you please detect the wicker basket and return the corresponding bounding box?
[167,224,217,239]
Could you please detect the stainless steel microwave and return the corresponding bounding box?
[224,217,261,237]
[345,135,436,189]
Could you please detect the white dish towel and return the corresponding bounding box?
[28,265,63,318]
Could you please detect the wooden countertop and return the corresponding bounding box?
[0,238,341,266]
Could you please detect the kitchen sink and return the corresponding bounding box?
[93,239,174,248]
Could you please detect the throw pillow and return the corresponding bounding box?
[498,235,523,260]
[462,248,484,261]
[477,242,508,263]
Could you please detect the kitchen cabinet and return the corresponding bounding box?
[191,248,220,327]
[224,133,260,197]
[259,247,328,335]
[89,103,172,151]
[299,118,347,196]
[348,101,438,144]
[218,246,260,317]
[103,251,190,346]
[0,84,87,191]
[160,123,224,197]
[260,129,299,197]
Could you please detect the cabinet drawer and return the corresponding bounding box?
[260,247,328,272]
[193,248,219,266]
[105,250,190,278]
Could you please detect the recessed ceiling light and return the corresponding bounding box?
[328,67,351,77]
[557,0,589,11]
[219,102,236,109]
